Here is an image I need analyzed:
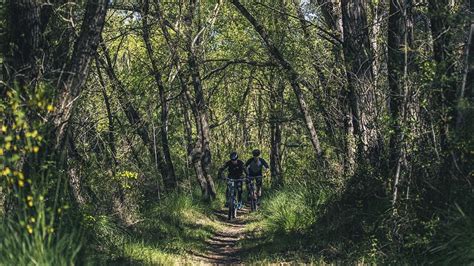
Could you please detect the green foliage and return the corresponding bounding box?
[428,204,474,264]
[0,200,81,265]
[80,190,221,264]
[261,183,316,234]
[0,84,82,265]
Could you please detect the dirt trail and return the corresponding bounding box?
[191,206,251,265]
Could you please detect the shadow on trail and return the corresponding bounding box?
[190,206,251,264]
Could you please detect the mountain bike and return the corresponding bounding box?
[225,177,245,221]
[247,176,260,212]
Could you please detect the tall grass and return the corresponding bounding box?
[429,204,474,264]
[105,190,222,264]
[239,181,330,263]
[0,197,82,265]
[261,183,316,234]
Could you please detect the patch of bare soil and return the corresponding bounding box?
[191,206,252,265]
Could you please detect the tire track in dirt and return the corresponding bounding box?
[191,206,251,264]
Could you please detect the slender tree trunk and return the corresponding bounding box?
[67,135,89,208]
[293,0,337,147]
[270,77,284,187]
[95,58,129,208]
[429,1,457,153]
[428,1,459,200]
[184,89,213,198]
[388,0,413,206]
[141,0,177,191]
[456,4,474,130]
[96,59,117,166]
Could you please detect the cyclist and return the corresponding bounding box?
[245,149,269,204]
[218,151,248,209]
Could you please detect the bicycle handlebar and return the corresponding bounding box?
[223,177,247,182]
[223,176,262,182]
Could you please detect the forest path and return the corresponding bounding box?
[190,206,252,264]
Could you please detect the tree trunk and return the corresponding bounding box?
[428,1,459,198]
[317,0,356,175]
[96,59,117,166]
[429,1,457,153]
[5,0,42,87]
[51,0,109,151]
[387,0,413,206]
[457,6,474,130]
[341,0,375,162]
[141,0,177,191]
[270,77,284,187]
[181,0,217,199]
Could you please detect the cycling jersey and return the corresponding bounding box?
[245,157,269,176]
[220,160,247,179]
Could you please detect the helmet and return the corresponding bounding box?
[252,149,261,157]
[230,152,238,160]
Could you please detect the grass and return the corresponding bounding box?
[4,178,467,265]
[0,203,82,265]
[98,181,326,264]
[82,189,224,265]
[428,203,474,265]
[237,182,326,264]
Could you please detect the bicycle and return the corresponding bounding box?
[246,176,260,212]
[224,177,246,221]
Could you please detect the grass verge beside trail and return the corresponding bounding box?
[82,189,225,265]
[237,182,326,264]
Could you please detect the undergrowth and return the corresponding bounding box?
[81,189,222,265]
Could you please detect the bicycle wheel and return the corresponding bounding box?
[233,201,238,218]
[228,189,234,220]
[228,204,234,220]
[250,197,256,211]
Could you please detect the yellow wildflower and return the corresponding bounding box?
[47,227,54,234]
[0,148,3,155]
[47,105,54,112]
[27,200,33,207]
[2,167,11,176]
[18,180,24,187]
[30,217,36,223]
[27,225,33,234]
[1,125,6,132]
[33,147,39,153]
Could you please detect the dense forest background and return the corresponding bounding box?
[0,0,473,264]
